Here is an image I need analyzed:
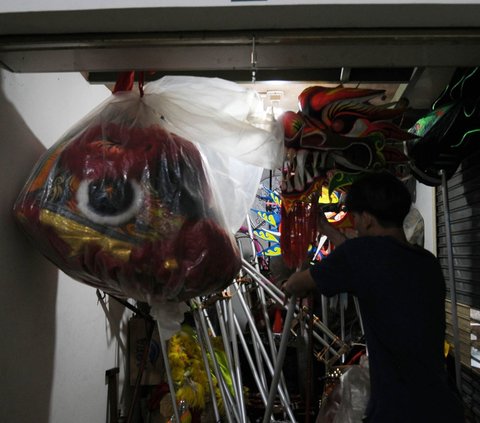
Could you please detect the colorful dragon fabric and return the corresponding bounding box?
[14,75,282,314]
[408,67,480,186]
[280,86,415,268]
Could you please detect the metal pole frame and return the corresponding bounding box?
[262,295,297,423]
[241,258,348,362]
[157,323,182,423]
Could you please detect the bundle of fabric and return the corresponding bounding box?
[408,67,480,186]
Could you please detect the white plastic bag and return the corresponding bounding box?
[14,75,283,337]
[317,359,370,423]
[143,76,284,233]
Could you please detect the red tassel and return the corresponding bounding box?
[280,200,319,268]
[273,308,283,333]
[113,71,135,93]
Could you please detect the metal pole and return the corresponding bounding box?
[237,280,269,394]
[216,300,247,422]
[195,301,241,423]
[262,295,297,423]
[234,315,269,405]
[190,305,222,423]
[233,281,296,421]
[441,169,462,390]
[353,297,365,336]
[242,259,344,356]
[227,299,248,422]
[246,216,290,401]
[340,294,346,363]
[321,296,329,365]
[254,280,292,408]
[156,323,181,423]
[236,233,270,393]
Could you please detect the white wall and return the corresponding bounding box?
[0,70,131,423]
[414,182,436,254]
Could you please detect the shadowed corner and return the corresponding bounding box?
[0,70,59,423]
[96,289,132,416]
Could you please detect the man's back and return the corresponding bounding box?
[311,235,465,422]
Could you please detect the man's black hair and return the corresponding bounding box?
[345,171,412,228]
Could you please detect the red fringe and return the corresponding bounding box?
[113,71,135,93]
[280,200,319,268]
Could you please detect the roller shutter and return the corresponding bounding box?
[436,149,480,308]
[436,149,480,421]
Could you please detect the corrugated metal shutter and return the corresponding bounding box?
[436,149,480,422]
[436,149,480,307]
[445,300,471,366]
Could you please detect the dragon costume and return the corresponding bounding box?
[280,85,414,268]
[408,67,480,186]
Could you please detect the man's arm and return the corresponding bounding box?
[318,211,347,247]
[282,268,316,297]
[282,212,349,298]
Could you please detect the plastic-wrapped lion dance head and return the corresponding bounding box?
[13,78,253,305]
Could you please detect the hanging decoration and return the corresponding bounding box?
[13,72,283,337]
[280,85,414,268]
[168,326,218,412]
[250,185,347,260]
[408,67,480,186]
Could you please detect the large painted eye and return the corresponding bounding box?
[76,178,143,226]
[331,115,359,135]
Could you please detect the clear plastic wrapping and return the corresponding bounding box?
[13,76,283,309]
[317,361,370,423]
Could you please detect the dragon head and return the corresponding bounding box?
[280,85,414,267]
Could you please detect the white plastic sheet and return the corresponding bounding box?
[144,76,284,233]
[317,359,370,423]
[14,75,283,337]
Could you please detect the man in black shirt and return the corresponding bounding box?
[283,171,465,422]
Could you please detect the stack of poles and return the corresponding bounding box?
[155,221,351,422]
